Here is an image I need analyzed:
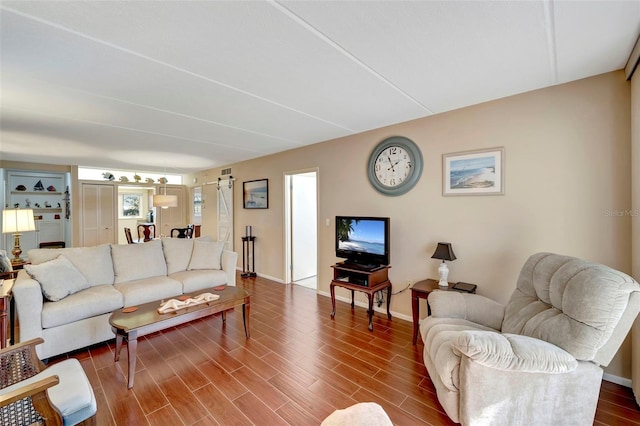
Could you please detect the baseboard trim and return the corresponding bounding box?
[603,373,632,388]
[317,290,412,323]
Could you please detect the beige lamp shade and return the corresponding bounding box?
[152,194,178,209]
[2,208,36,233]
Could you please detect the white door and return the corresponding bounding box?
[285,171,318,288]
[81,183,116,246]
[217,179,234,250]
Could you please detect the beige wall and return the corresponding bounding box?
[631,65,640,400]
[190,71,634,378]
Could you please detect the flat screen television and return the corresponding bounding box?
[335,216,390,267]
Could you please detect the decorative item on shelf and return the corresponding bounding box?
[54,214,60,219]
[119,176,129,183]
[145,178,154,184]
[34,180,44,191]
[25,199,31,208]
[158,177,168,184]
[64,186,70,219]
[102,172,115,181]
[133,174,141,182]
[431,242,457,287]
[47,185,56,192]
[13,203,19,208]
[15,185,26,191]
[34,203,40,208]
[2,208,36,262]
[44,201,51,208]
[34,215,43,220]
[57,202,61,208]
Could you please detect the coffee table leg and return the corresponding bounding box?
[222,310,226,323]
[243,298,250,338]
[126,331,138,389]
[113,328,123,361]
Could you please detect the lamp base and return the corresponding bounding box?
[11,232,23,263]
[438,261,449,287]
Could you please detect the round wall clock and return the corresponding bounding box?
[367,136,423,196]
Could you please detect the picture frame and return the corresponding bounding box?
[120,193,142,217]
[443,147,505,196]
[243,179,269,209]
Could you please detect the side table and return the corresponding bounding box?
[412,278,477,344]
[0,278,15,349]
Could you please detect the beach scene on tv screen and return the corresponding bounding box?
[337,219,385,255]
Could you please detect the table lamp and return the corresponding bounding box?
[431,242,456,287]
[2,208,36,262]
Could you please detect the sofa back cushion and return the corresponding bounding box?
[503,252,640,365]
[25,255,90,301]
[27,244,114,286]
[161,238,194,274]
[111,239,167,284]
[188,240,225,270]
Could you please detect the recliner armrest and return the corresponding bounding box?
[453,331,578,373]
[428,291,505,331]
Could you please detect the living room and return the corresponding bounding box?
[1,2,640,425]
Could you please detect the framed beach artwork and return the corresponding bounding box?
[243,179,269,209]
[442,147,505,196]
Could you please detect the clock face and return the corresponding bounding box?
[368,136,423,196]
[374,145,412,187]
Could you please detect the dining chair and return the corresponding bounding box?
[170,226,193,239]
[137,224,155,242]
[124,227,134,244]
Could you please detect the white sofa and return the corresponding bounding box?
[13,238,238,359]
[420,252,640,425]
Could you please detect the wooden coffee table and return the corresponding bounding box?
[109,286,250,388]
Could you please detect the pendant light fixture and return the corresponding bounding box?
[152,173,177,209]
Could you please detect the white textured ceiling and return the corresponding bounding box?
[1,1,639,174]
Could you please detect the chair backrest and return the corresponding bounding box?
[503,252,640,366]
[137,224,155,241]
[170,227,193,239]
[124,227,133,244]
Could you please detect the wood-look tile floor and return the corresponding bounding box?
[48,274,640,425]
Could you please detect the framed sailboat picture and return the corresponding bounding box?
[243,179,268,209]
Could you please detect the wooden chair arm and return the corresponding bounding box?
[0,374,58,407]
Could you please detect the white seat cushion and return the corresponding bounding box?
[170,269,228,293]
[42,285,124,328]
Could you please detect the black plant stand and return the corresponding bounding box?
[241,236,257,278]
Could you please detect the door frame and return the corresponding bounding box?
[284,168,319,285]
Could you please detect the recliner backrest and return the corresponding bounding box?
[502,252,640,366]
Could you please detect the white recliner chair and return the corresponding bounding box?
[420,252,640,425]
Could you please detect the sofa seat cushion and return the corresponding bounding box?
[115,276,183,307]
[421,317,497,393]
[162,238,195,274]
[111,239,167,284]
[28,244,114,287]
[170,269,228,293]
[42,285,124,329]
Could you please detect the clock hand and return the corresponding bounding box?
[387,156,396,172]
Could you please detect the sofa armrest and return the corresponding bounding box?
[428,291,505,331]
[12,271,45,342]
[453,331,578,373]
[221,250,238,286]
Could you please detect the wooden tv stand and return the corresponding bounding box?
[330,263,392,331]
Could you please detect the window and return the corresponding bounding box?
[121,194,142,218]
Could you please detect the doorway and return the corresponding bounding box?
[285,170,318,289]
